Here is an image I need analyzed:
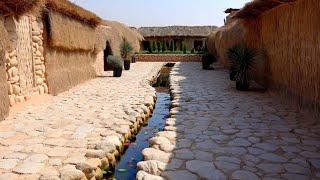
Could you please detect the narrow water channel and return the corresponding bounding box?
[107,63,174,180]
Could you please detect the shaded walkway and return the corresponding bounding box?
[0,62,163,179]
[138,62,320,180]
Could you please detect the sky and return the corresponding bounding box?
[73,0,250,27]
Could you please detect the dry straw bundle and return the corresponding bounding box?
[45,50,96,95]
[48,11,96,51]
[257,0,320,111]
[0,0,44,16]
[233,0,298,19]
[46,0,101,26]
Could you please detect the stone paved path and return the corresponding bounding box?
[0,62,164,179]
[137,62,320,180]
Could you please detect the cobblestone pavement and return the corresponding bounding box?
[137,62,320,180]
[0,62,164,179]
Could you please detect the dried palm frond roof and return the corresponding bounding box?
[233,0,298,19]
[0,0,44,16]
[138,26,217,38]
[46,0,101,26]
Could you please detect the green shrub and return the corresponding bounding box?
[191,48,195,54]
[227,44,256,90]
[152,41,157,52]
[182,44,187,54]
[107,55,123,69]
[169,41,174,51]
[202,52,217,70]
[157,41,161,52]
[162,40,166,52]
[148,41,153,53]
[120,38,133,60]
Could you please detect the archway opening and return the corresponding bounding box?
[104,41,113,71]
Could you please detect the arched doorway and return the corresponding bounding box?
[104,41,113,71]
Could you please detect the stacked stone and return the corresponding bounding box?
[5,16,48,107]
[31,16,48,96]
[6,49,24,106]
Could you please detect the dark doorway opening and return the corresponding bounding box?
[142,41,150,52]
[104,41,113,71]
[194,40,203,51]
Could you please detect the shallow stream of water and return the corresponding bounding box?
[112,93,170,179]
[107,64,173,180]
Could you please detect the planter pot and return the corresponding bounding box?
[202,61,210,70]
[131,56,136,63]
[236,81,249,91]
[230,70,237,81]
[124,61,131,70]
[113,68,123,77]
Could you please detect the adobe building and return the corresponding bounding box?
[0,0,143,120]
[139,26,216,51]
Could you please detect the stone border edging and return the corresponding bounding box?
[136,64,181,180]
[61,64,165,180]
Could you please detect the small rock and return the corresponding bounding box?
[149,136,174,152]
[137,160,166,175]
[60,166,85,180]
[136,171,164,180]
[142,148,171,163]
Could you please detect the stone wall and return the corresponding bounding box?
[5,15,48,106]
[136,54,202,62]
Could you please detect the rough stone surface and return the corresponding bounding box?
[0,63,164,178]
[136,63,319,179]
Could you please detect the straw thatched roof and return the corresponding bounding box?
[97,20,143,56]
[46,0,101,26]
[139,26,217,38]
[233,0,298,19]
[0,0,101,26]
[0,0,44,16]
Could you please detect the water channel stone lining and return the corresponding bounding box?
[137,62,320,180]
[0,62,164,179]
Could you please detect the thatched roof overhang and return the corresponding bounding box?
[0,0,45,17]
[233,0,298,19]
[45,0,101,26]
[139,26,217,38]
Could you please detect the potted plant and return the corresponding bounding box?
[107,55,123,77]
[131,53,137,63]
[227,44,256,91]
[120,38,133,70]
[202,52,216,70]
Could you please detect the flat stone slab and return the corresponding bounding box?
[13,162,44,174]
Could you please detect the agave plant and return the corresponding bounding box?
[227,44,256,91]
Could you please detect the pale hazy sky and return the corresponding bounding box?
[73,0,250,27]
